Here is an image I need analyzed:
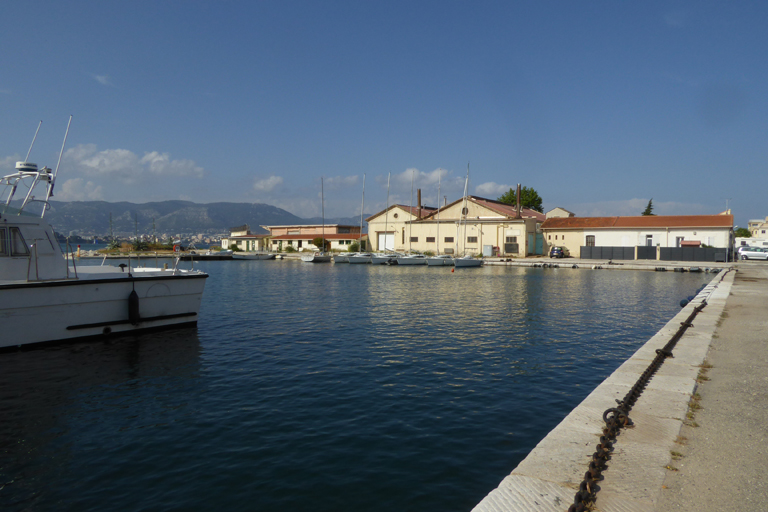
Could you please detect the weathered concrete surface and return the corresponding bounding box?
[655,263,768,512]
[473,267,736,512]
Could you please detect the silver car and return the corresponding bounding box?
[739,247,768,260]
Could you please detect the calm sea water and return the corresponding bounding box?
[0,261,713,512]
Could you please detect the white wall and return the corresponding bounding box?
[583,228,730,248]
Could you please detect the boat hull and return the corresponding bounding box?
[333,255,350,263]
[426,257,454,266]
[0,271,207,349]
[232,253,276,260]
[453,257,483,268]
[347,255,372,264]
[397,257,427,265]
[301,254,332,263]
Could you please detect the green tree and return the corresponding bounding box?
[641,199,654,216]
[734,227,751,238]
[311,237,330,251]
[348,241,360,252]
[497,186,543,212]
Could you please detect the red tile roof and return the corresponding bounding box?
[270,233,366,240]
[470,197,546,221]
[365,204,438,222]
[541,214,734,230]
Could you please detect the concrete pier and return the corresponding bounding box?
[473,262,766,511]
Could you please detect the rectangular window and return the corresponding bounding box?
[467,236,478,244]
[676,236,684,248]
[548,235,551,240]
[586,235,595,247]
[444,237,454,243]
[297,240,302,247]
[505,236,517,243]
[555,235,558,240]
[410,237,418,242]
[426,237,435,243]
[646,235,653,247]
[10,228,28,256]
[0,228,6,256]
[402,231,405,244]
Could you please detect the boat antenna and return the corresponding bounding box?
[42,115,72,216]
[26,120,42,161]
[461,163,470,256]
[359,173,365,251]
[436,169,441,255]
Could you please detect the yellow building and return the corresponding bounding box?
[366,196,545,257]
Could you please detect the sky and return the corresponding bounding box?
[1,1,765,228]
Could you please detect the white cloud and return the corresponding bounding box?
[1,155,22,170]
[54,178,104,201]
[253,175,283,192]
[92,74,113,86]
[475,181,510,197]
[141,151,203,178]
[64,144,204,184]
[324,175,358,189]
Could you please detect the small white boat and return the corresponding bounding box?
[232,252,276,260]
[301,252,332,263]
[453,254,483,268]
[348,252,372,264]
[0,119,208,349]
[333,254,350,263]
[397,254,427,265]
[371,252,398,265]
[426,254,454,266]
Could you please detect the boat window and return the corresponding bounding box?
[10,227,29,256]
[0,228,7,256]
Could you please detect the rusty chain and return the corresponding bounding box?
[566,300,709,512]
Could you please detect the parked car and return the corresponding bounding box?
[739,247,768,260]
[549,246,569,258]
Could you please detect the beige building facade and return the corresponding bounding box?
[366,197,544,257]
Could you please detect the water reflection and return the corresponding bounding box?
[0,330,201,509]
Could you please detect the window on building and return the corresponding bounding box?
[676,237,684,248]
[467,236,478,244]
[426,237,435,243]
[506,236,517,243]
[444,237,454,243]
[586,235,595,247]
[402,231,405,244]
[410,237,418,242]
[297,240,302,247]
[646,235,653,247]
[555,235,558,240]
[548,235,551,240]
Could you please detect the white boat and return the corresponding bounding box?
[426,254,454,266]
[453,164,483,268]
[347,252,372,264]
[0,119,208,349]
[453,254,483,267]
[301,252,332,263]
[333,254,350,263]
[426,172,453,266]
[397,253,427,265]
[302,177,331,263]
[371,252,398,264]
[232,252,276,260]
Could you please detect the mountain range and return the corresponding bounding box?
[43,200,370,237]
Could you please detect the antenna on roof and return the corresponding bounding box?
[25,120,42,161]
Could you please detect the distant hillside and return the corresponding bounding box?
[44,200,369,236]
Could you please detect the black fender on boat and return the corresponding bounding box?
[128,290,140,325]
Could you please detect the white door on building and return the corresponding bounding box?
[378,232,394,251]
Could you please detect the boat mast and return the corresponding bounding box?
[461,163,470,257]
[383,172,390,253]
[409,169,414,254]
[321,177,325,254]
[359,173,365,251]
[436,170,441,254]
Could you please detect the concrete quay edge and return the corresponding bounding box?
[472,267,736,512]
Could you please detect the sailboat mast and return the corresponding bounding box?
[461,163,470,256]
[409,169,414,254]
[359,173,365,251]
[321,177,325,253]
[383,172,390,252]
[436,170,441,254]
